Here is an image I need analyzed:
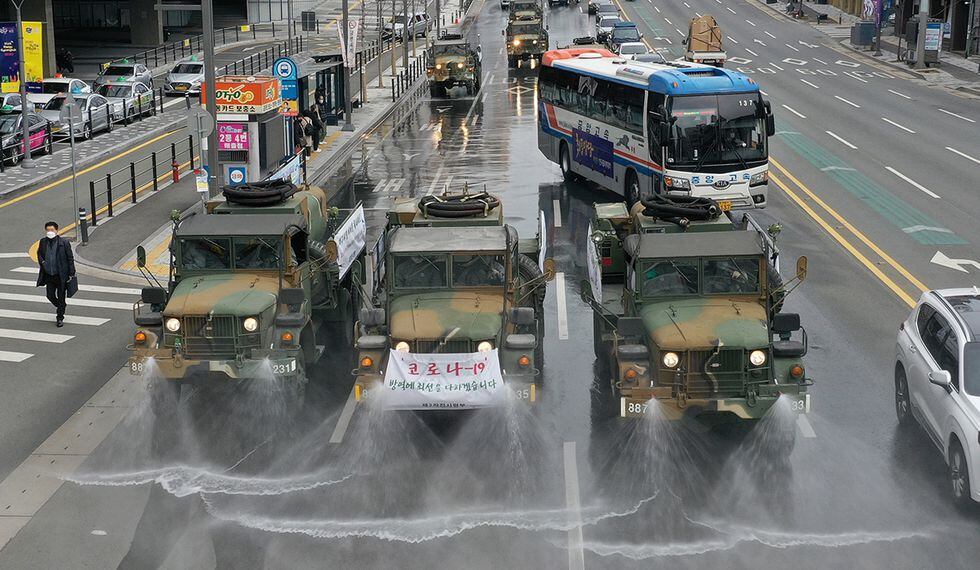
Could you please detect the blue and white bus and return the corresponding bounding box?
[537,48,774,210]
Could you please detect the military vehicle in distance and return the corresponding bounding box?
[427,31,482,97]
[130,181,366,414]
[505,0,548,67]
[354,188,553,409]
[583,194,811,436]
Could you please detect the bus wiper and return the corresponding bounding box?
[695,124,721,171]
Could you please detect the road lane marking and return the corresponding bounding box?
[881,117,915,133]
[0,308,109,326]
[885,167,941,199]
[371,178,388,193]
[654,6,660,12]
[754,39,767,46]
[470,114,479,126]
[834,95,860,108]
[770,173,917,307]
[844,71,869,83]
[797,415,817,438]
[785,43,799,51]
[765,31,776,39]
[427,164,447,195]
[664,17,672,25]
[0,327,73,344]
[770,62,784,70]
[800,79,819,89]
[329,387,359,444]
[555,272,569,340]
[814,57,828,64]
[760,89,768,95]
[0,130,180,211]
[563,441,585,570]
[0,278,139,296]
[945,146,980,165]
[781,104,806,119]
[0,350,32,362]
[0,292,132,310]
[746,19,756,26]
[683,2,690,7]
[888,89,912,99]
[745,48,758,56]
[937,109,975,123]
[0,253,30,259]
[553,199,563,228]
[727,6,736,13]
[771,159,928,297]
[727,36,739,44]
[675,28,684,36]
[825,131,857,149]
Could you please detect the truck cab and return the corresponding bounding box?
[427,33,482,96]
[585,201,811,433]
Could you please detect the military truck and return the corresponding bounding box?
[505,0,549,67]
[129,181,367,414]
[427,32,482,97]
[683,15,726,67]
[353,188,553,410]
[583,195,811,436]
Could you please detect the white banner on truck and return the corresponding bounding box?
[381,349,507,410]
[538,209,547,274]
[586,222,602,303]
[332,204,366,279]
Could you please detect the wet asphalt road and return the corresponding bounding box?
[1,1,979,568]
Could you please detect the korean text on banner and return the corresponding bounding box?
[0,23,17,93]
[21,22,42,84]
[537,209,547,274]
[586,222,602,303]
[381,349,507,410]
[348,20,360,68]
[573,128,614,178]
[331,205,366,279]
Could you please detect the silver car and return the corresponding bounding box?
[97,80,155,122]
[0,92,24,111]
[164,60,205,96]
[94,62,153,91]
[383,13,431,40]
[40,93,113,140]
[26,77,91,110]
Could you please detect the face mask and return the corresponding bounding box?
[45,231,56,239]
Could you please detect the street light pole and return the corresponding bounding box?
[402,0,409,66]
[377,0,384,86]
[286,0,294,55]
[202,0,220,196]
[914,0,929,69]
[11,0,34,169]
[342,0,354,131]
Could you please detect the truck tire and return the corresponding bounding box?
[593,311,609,361]
[517,253,546,373]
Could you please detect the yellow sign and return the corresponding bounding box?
[240,25,251,32]
[21,21,43,83]
[183,39,191,48]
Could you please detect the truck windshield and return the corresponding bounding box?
[511,23,541,34]
[641,259,699,297]
[434,45,470,57]
[664,93,767,169]
[612,27,640,42]
[180,238,231,270]
[233,237,281,269]
[702,257,761,294]
[394,254,448,288]
[452,255,506,287]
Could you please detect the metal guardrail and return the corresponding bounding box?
[109,22,284,69]
[392,50,429,101]
[217,36,305,76]
[86,135,199,227]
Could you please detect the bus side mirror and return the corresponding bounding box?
[658,123,669,144]
[136,246,147,268]
[795,255,807,282]
[766,114,775,136]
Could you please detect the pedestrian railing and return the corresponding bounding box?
[109,22,292,70]
[391,50,430,102]
[217,36,305,76]
[86,135,199,227]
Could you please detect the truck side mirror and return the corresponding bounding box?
[280,287,305,307]
[360,307,386,327]
[772,312,800,333]
[795,255,807,282]
[510,307,536,325]
[141,287,167,305]
[136,245,147,268]
[617,317,645,338]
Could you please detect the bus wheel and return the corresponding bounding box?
[559,142,576,183]
[625,170,640,207]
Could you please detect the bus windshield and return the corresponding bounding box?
[665,93,767,169]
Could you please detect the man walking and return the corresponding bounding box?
[36,222,75,327]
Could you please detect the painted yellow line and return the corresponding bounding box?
[771,173,916,307]
[770,158,928,293]
[120,233,172,272]
[0,129,182,211]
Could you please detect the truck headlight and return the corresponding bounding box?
[477,341,493,352]
[664,176,690,190]
[749,350,767,366]
[395,341,410,353]
[662,351,679,368]
[165,318,180,332]
[750,171,768,186]
[243,317,258,332]
[435,63,442,69]
[457,62,464,69]
[513,39,521,46]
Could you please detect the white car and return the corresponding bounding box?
[26,77,91,109]
[616,41,649,59]
[895,288,980,507]
[164,60,205,95]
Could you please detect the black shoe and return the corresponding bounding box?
[56,317,64,327]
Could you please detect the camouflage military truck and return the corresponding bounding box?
[353,188,553,409]
[129,181,367,414]
[505,0,549,67]
[427,32,482,97]
[583,195,811,436]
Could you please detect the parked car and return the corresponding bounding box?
[596,15,621,41]
[0,93,24,111]
[631,51,668,64]
[164,59,205,96]
[97,80,155,122]
[0,112,51,164]
[94,61,153,91]
[40,93,113,140]
[616,41,649,59]
[594,2,620,23]
[25,77,91,109]
[382,12,431,40]
[607,21,642,51]
[895,288,980,507]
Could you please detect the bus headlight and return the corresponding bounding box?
[750,171,768,186]
[664,176,690,190]
[662,351,680,368]
[395,341,410,353]
[165,318,181,332]
[478,341,493,352]
[749,350,767,366]
[243,317,258,332]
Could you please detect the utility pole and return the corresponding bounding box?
[360,0,367,102]
[202,0,220,196]
[342,0,354,131]
[436,0,441,39]
[377,0,384,86]
[286,0,294,55]
[914,0,929,69]
[391,0,398,74]
[402,0,410,66]
[10,0,34,169]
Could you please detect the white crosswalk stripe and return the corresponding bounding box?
[0,292,133,310]
[0,309,109,326]
[0,327,74,343]
[0,277,141,296]
[0,350,32,363]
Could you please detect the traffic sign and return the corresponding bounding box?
[187,106,215,138]
[274,57,298,81]
[60,94,83,124]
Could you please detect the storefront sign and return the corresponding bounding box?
[330,205,366,279]
[573,128,614,178]
[381,349,507,410]
[217,123,249,150]
[203,75,281,114]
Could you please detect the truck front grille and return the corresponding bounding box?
[164,315,260,359]
[659,349,761,398]
[413,339,475,354]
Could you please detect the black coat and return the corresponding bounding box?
[36,236,76,286]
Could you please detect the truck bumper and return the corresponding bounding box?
[129,347,304,382]
[619,383,811,419]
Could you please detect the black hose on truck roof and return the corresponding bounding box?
[222,180,298,206]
